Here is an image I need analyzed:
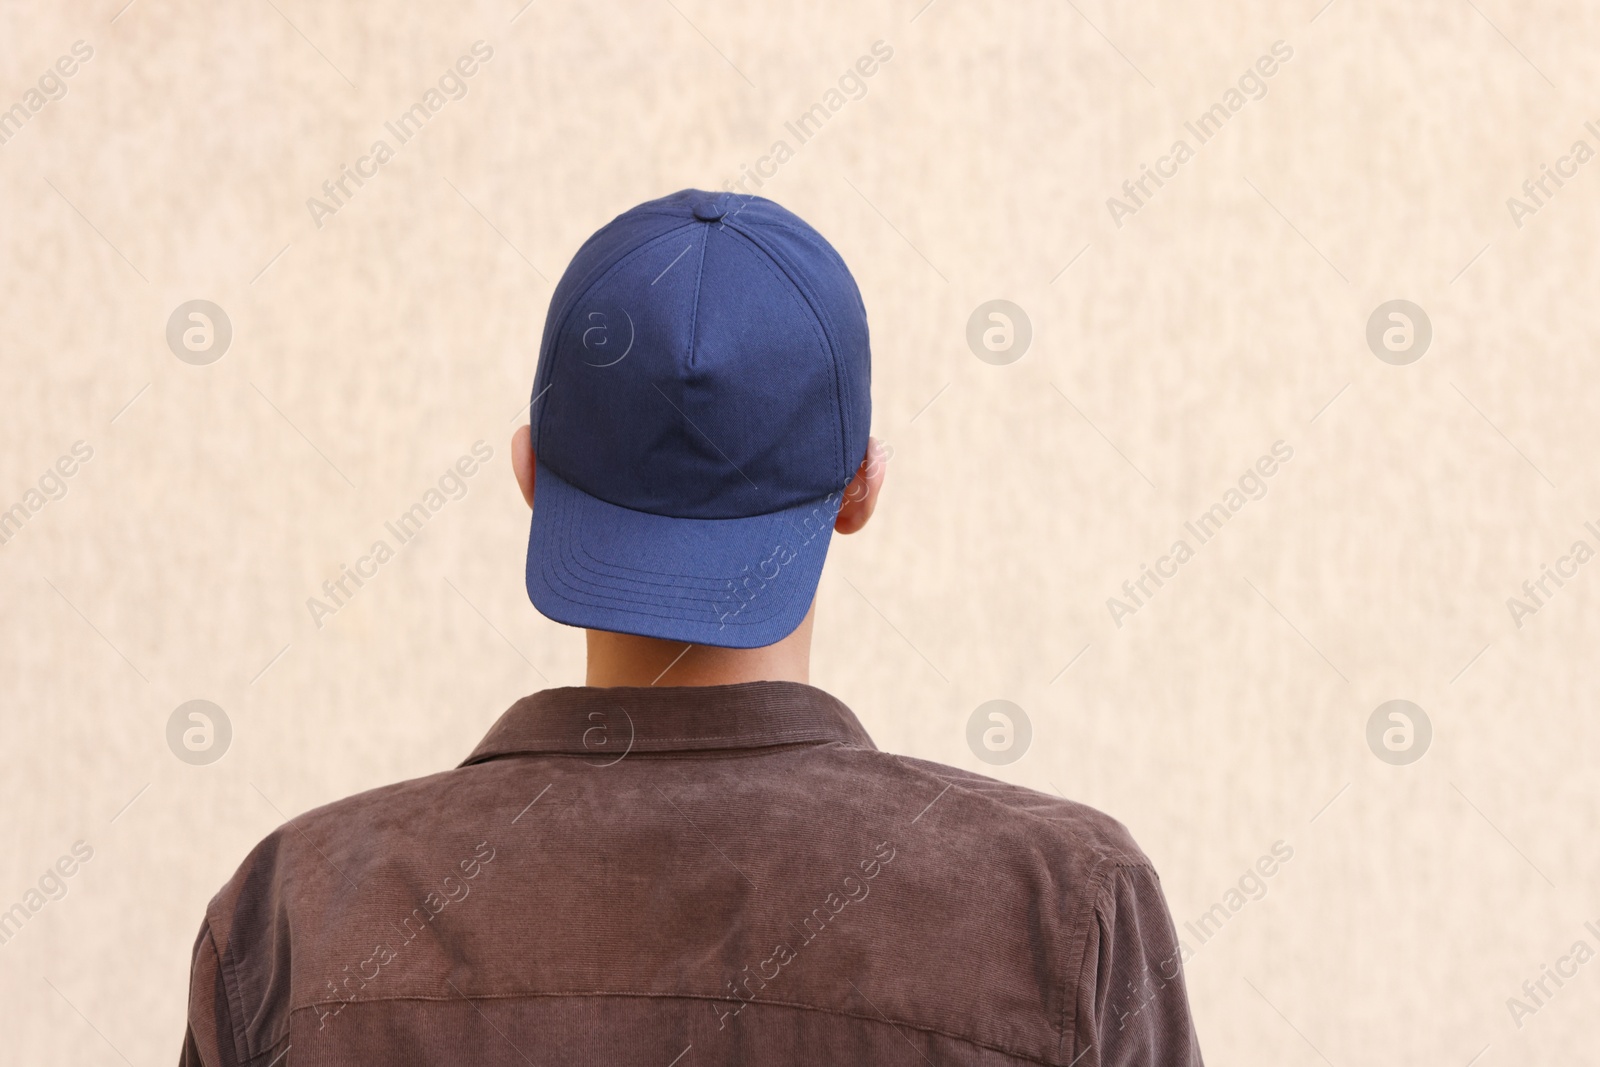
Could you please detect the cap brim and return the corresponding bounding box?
[526,459,841,649]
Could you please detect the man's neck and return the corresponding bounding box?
[583,602,815,688]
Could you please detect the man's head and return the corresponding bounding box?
[512,189,883,654]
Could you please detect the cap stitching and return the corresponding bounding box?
[720,222,851,483]
[535,220,698,468]
[548,464,842,593]
[684,224,710,371]
[545,486,733,607]
[538,482,809,631]
[543,483,807,629]
[755,220,873,409]
[552,472,828,626]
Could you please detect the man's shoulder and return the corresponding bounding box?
[830,745,1155,874]
[192,738,1174,1065]
[883,748,1145,844]
[204,764,474,919]
[280,763,473,830]
[215,746,1153,902]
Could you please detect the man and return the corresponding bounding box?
[180,189,1203,1065]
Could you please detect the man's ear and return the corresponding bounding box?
[835,436,888,535]
[512,425,536,509]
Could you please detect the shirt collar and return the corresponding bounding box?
[460,680,876,765]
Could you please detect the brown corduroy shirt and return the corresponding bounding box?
[180,682,1203,1066]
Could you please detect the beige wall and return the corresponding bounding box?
[3,0,1598,1062]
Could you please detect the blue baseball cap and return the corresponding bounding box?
[525,189,872,648]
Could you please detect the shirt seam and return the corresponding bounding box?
[1060,856,1115,1066]
[242,1031,291,1067]
[466,740,875,765]
[1063,859,1163,1066]
[882,756,1151,867]
[287,989,1058,1065]
[486,727,856,746]
[209,909,256,1067]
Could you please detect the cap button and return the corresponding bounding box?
[691,193,727,222]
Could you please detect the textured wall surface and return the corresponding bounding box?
[2,0,1597,1063]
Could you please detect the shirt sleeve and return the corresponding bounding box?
[1082,863,1204,1067]
[179,918,237,1067]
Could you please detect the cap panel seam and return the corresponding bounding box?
[685,224,710,371]
[721,222,851,483]
[537,220,694,454]
[735,217,871,463]
[744,218,863,436]
[535,220,698,467]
